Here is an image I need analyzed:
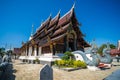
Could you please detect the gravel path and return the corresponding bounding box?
[8,60,120,80]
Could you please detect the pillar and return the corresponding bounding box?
[29,46,32,56]
[26,45,29,56]
[34,45,37,56]
[74,39,77,51]
[25,46,27,56]
[39,47,42,56]
[53,43,56,55]
[64,36,69,52]
[66,40,69,51]
[50,44,53,55]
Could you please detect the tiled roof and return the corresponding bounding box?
[37,15,51,33]
[58,10,72,27]
[49,12,60,27]
[52,23,70,37]
[51,33,66,42]
[13,48,21,54]
[21,5,90,48]
[110,49,120,54]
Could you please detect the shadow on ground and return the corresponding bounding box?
[0,63,16,80]
[113,64,120,66]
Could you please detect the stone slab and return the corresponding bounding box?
[40,64,53,80]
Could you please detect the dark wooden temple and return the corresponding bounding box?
[21,5,90,56]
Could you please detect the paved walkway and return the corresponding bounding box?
[0,60,120,80]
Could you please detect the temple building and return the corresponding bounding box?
[20,5,90,65]
[110,40,120,56]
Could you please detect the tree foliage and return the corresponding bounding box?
[0,48,5,57]
[62,51,74,60]
[98,43,116,55]
[109,44,116,49]
[98,44,107,55]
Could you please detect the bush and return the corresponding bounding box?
[57,60,65,67]
[62,51,74,60]
[54,51,86,69]
[54,60,87,69]
[54,60,58,65]
[35,58,40,63]
[65,60,74,67]
[73,60,87,68]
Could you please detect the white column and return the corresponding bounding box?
[39,47,42,56]
[34,45,37,56]
[118,40,120,50]
[29,46,32,56]
[26,47,27,56]
[23,51,26,56]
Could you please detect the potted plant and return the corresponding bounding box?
[35,58,40,64]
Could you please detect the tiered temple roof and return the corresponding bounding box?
[21,5,90,50]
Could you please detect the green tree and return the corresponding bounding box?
[62,51,74,60]
[0,48,5,57]
[98,44,107,55]
[109,44,116,49]
[98,44,116,55]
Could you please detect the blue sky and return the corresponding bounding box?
[0,0,120,49]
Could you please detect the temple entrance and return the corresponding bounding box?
[68,38,75,51]
[67,33,76,51]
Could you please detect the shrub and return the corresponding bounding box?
[57,60,65,67]
[35,58,40,63]
[62,55,69,60]
[54,60,87,69]
[54,52,87,69]
[62,51,74,60]
[65,60,74,67]
[54,60,58,65]
[73,60,87,68]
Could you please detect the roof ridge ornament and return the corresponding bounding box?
[70,2,75,17]
[49,13,52,19]
[60,3,75,20]
[31,24,34,36]
[72,2,75,9]
[39,19,43,27]
[58,9,61,15]
[29,24,34,40]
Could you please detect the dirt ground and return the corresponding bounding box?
[11,60,120,80]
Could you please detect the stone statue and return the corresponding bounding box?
[2,51,11,63]
[97,43,113,64]
[0,52,9,72]
[73,50,100,66]
[0,55,2,64]
[2,54,9,62]
[72,45,100,66]
[40,64,53,80]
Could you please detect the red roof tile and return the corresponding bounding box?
[51,33,66,42]
[57,9,73,27]
[110,49,120,54]
[37,16,51,33]
[52,23,70,37]
[49,12,60,27]
[13,48,21,54]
